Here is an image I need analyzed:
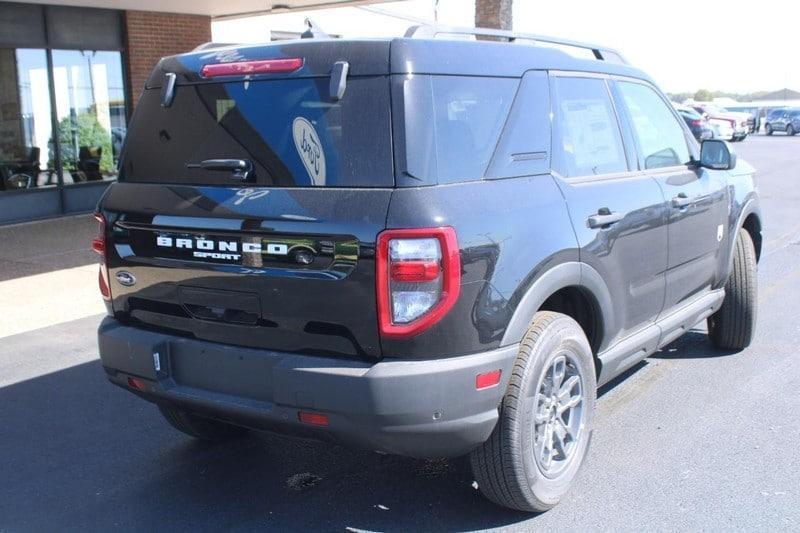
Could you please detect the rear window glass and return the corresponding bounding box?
[120,77,393,187]
[400,75,518,184]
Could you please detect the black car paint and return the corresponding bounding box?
[96,37,762,457]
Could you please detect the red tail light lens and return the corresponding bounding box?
[201,58,303,78]
[690,119,702,126]
[376,227,460,339]
[93,213,111,301]
[92,213,106,256]
[476,369,502,390]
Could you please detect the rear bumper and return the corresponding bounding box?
[97,317,518,458]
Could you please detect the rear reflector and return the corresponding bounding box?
[298,411,329,427]
[127,377,145,390]
[202,58,303,78]
[476,370,502,390]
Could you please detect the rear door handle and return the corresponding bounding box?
[587,208,624,229]
[671,192,694,208]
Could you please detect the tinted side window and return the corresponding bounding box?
[400,75,518,184]
[617,82,691,170]
[552,76,628,177]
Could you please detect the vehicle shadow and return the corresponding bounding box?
[0,360,531,531]
[648,329,739,360]
[0,329,732,530]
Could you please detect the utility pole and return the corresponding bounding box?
[475,0,512,30]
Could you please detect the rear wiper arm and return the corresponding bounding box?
[186,159,253,181]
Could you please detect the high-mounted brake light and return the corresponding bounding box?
[376,227,460,339]
[201,58,304,78]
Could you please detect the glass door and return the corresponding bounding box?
[51,50,126,186]
[0,48,53,191]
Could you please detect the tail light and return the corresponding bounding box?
[201,58,303,78]
[376,227,460,338]
[93,213,111,301]
[690,119,702,126]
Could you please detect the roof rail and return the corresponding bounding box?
[403,25,627,64]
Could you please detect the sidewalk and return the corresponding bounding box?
[0,215,105,338]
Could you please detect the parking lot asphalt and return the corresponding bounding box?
[1,134,799,532]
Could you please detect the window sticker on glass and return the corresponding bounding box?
[292,117,326,186]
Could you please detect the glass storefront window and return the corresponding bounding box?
[51,50,126,185]
[0,48,54,191]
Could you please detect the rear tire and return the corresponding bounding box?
[158,405,248,441]
[788,124,796,136]
[765,124,773,135]
[470,312,596,512]
[708,230,757,350]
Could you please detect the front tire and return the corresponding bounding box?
[158,405,248,441]
[470,312,596,512]
[788,124,796,136]
[765,124,773,135]
[708,230,757,350]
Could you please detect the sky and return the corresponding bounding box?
[212,0,800,94]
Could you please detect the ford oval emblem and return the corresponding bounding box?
[115,271,136,287]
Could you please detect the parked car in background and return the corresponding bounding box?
[765,108,800,136]
[675,104,714,141]
[724,105,759,132]
[691,104,749,141]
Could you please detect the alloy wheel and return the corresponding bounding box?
[532,352,586,478]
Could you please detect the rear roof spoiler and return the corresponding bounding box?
[404,24,628,65]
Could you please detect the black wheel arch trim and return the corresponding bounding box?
[500,261,616,353]
[727,197,762,276]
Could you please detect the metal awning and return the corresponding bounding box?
[18,0,392,19]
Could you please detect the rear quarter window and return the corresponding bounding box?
[398,75,518,184]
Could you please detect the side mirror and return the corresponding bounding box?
[699,139,737,170]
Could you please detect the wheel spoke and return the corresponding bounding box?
[557,394,582,414]
[541,424,555,468]
[551,355,566,391]
[558,375,580,400]
[552,421,568,457]
[555,416,574,440]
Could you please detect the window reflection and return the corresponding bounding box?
[52,50,126,185]
[0,48,53,190]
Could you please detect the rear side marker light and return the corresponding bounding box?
[201,58,303,78]
[476,370,502,390]
[298,411,329,427]
[376,227,461,339]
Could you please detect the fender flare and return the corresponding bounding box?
[500,261,616,352]
[726,197,763,277]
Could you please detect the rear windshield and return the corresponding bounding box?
[120,77,393,187]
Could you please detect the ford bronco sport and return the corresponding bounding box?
[94,25,761,512]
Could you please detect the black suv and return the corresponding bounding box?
[94,25,762,512]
